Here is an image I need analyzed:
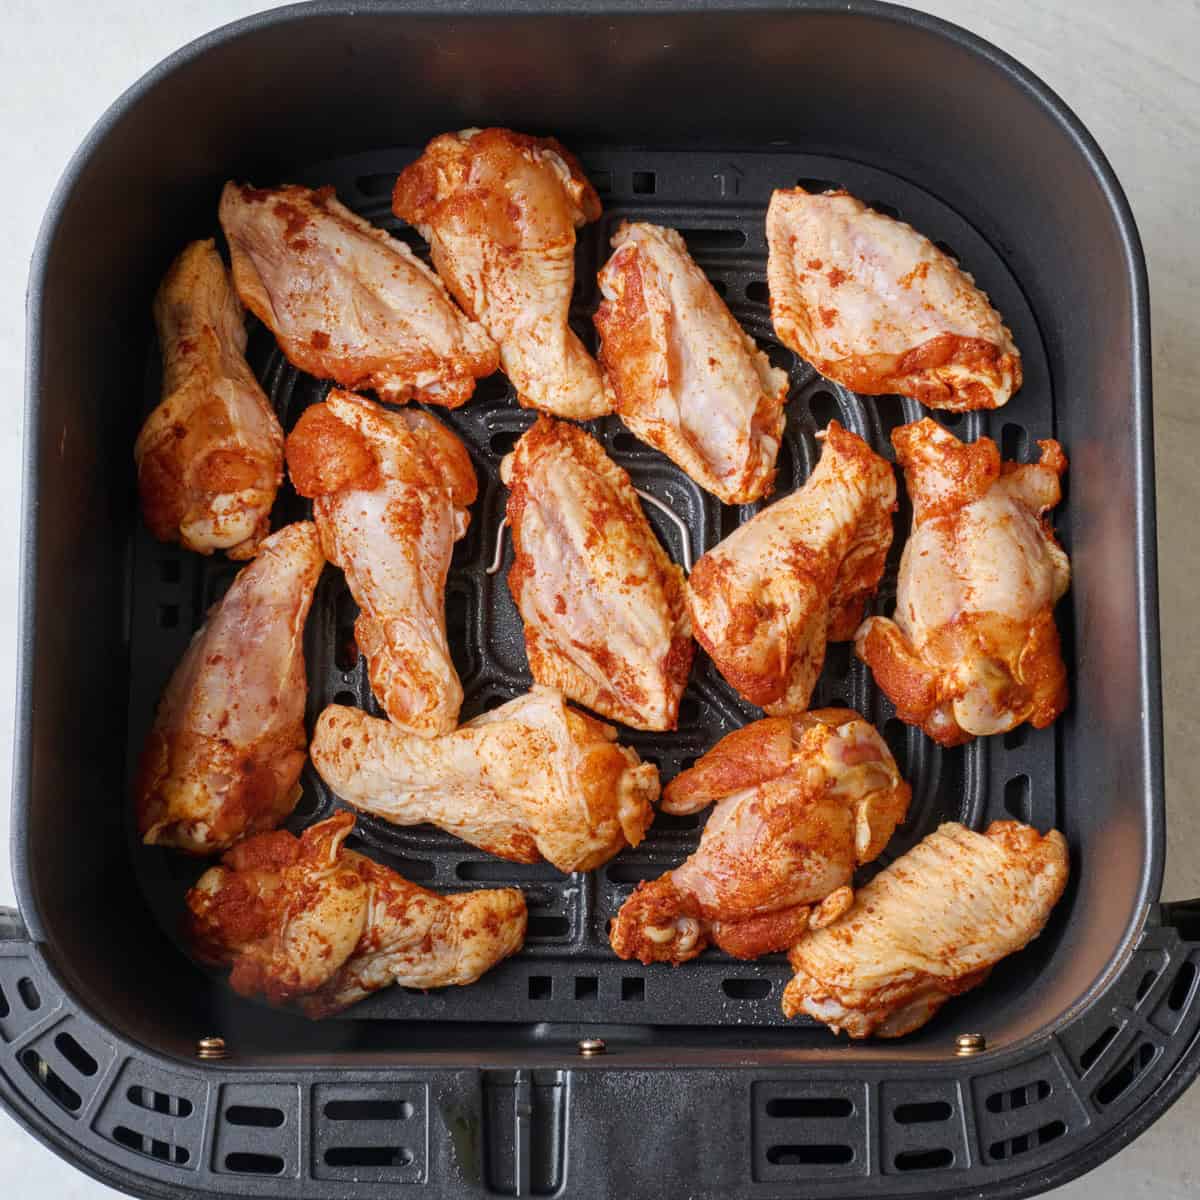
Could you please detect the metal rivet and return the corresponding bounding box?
[577,1037,606,1057]
[196,1036,229,1060]
[955,1033,986,1056]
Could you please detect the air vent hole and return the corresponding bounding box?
[324,1146,413,1168]
[325,1099,413,1120]
[765,1097,854,1119]
[622,977,645,1002]
[54,1032,98,1077]
[746,280,769,303]
[575,976,598,1001]
[767,1143,853,1165]
[224,1152,285,1175]
[722,978,771,1000]
[20,1049,80,1112]
[1167,960,1197,1012]
[226,1105,285,1128]
[632,171,656,195]
[1004,774,1031,822]
[528,976,552,1000]
[1079,1024,1118,1072]
[894,1100,952,1124]
[894,1147,953,1171]
[810,390,840,429]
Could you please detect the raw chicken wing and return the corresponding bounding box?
[188,812,526,1016]
[767,188,1021,410]
[136,239,283,558]
[311,686,659,874]
[855,418,1069,745]
[688,421,894,713]
[220,183,498,407]
[392,128,609,420]
[135,521,324,854]
[502,417,693,731]
[287,390,476,736]
[595,221,788,503]
[610,710,909,964]
[782,820,1069,1037]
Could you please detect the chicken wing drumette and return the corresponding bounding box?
[220,183,498,407]
[609,710,910,964]
[501,417,694,731]
[286,390,476,736]
[855,418,1069,746]
[135,521,324,854]
[311,686,659,874]
[688,421,894,714]
[782,820,1068,1037]
[187,812,527,1017]
[392,128,609,420]
[767,187,1021,411]
[595,221,788,503]
[136,239,283,558]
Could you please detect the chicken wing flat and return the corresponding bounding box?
[502,417,694,731]
[136,239,283,558]
[610,710,909,965]
[782,820,1069,1038]
[286,390,476,737]
[219,183,498,408]
[855,419,1069,746]
[135,521,324,854]
[187,812,526,1016]
[767,188,1021,411]
[595,221,788,503]
[311,686,659,874]
[392,128,609,420]
[688,421,894,714]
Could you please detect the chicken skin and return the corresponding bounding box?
[783,820,1069,1037]
[187,812,526,1016]
[610,710,909,965]
[502,417,694,731]
[286,390,476,737]
[219,182,498,408]
[311,686,659,874]
[136,239,283,558]
[855,419,1069,746]
[392,128,609,420]
[595,221,788,503]
[135,521,324,854]
[767,188,1021,411]
[688,421,894,714]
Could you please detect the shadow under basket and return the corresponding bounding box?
[8,3,1194,1199]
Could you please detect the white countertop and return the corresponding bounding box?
[1,2,1197,1196]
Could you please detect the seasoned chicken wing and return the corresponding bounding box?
[286,390,475,736]
[392,128,609,420]
[311,686,659,874]
[135,521,324,854]
[782,820,1069,1037]
[502,417,694,731]
[688,421,894,714]
[595,221,788,503]
[610,710,909,964]
[187,812,526,1016]
[219,183,498,407]
[136,239,283,558]
[767,188,1021,411]
[855,419,1069,746]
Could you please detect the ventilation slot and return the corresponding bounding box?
[990,1120,1066,1161]
[622,977,645,1002]
[809,389,840,429]
[473,374,512,404]
[655,810,702,832]
[1079,1025,1119,1072]
[939,411,964,428]
[796,177,841,194]
[1004,774,1031,822]
[612,431,644,455]
[1004,724,1029,750]
[873,394,908,447]
[894,1100,952,1124]
[894,1147,953,1171]
[631,170,656,194]
[1167,960,1197,1012]
[334,588,359,671]
[588,169,613,195]
[985,1080,1051,1113]
[54,1032,98,1077]
[575,976,598,1001]
[607,861,666,884]
[765,1097,854,1119]
[224,1152,285,1175]
[680,228,747,250]
[766,1144,853,1166]
[1095,1041,1157,1106]
[528,976,552,1000]
[456,859,558,882]
[356,172,396,197]
[113,1125,189,1165]
[333,689,356,707]
[128,1086,194,1118]
[1136,967,1160,1002]
[746,280,769,303]
[722,978,771,1000]
[489,428,522,456]
[391,857,436,881]
[158,603,179,629]
[325,1146,413,1168]
[824,641,851,679]
[764,341,794,372]
[20,1049,81,1113]
[226,1105,285,1128]
[0,983,8,1020]
[527,915,570,939]
[1002,423,1029,462]
[325,1097,413,1120]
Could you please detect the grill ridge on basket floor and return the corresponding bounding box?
[127,148,1061,1027]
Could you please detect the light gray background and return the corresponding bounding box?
[1,1,1196,1196]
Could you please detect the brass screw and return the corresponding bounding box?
[577,1037,607,1057]
[955,1032,986,1056]
[196,1036,229,1060]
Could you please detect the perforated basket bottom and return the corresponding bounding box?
[127,147,1060,1026]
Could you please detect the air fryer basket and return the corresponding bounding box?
[7,3,1195,1198]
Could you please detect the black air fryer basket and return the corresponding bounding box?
[7,2,1196,1197]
